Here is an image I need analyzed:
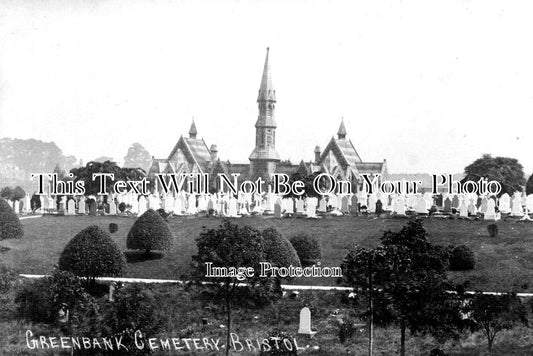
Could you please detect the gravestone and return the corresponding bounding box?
[350,195,359,214]
[186,194,197,215]
[284,198,294,214]
[274,201,282,218]
[228,197,238,217]
[78,197,86,214]
[443,198,452,214]
[393,196,406,215]
[138,196,148,216]
[451,195,460,209]
[67,199,76,215]
[341,196,350,214]
[89,201,97,216]
[467,200,477,216]
[484,199,498,220]
[480,197,488,214]
[459,200,468,217]
[296,199,305,214]
[511,194,523,216]
[306,198,317,218]
[13,200,20,214]
[416,196,427,214]
[499,193,511,214]
[375,200,383,216]
[58,197,66,215]
[297,307,317,337]
[435,194,443,207]
[318,197,327,213]
[109,201,117,215]
[367,195,376,213]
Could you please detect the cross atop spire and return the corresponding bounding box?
[337,118,347,139]
[257,47,276,102]
[189,118,197,139]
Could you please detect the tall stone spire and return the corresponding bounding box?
[337,118,347,139]
[257,47,276,103]
[249,47,280,181]
[189,118,197,139]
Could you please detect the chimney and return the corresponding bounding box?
[314,145,321,164]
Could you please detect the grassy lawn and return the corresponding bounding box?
[2,214,533,292]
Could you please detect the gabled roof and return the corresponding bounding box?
[167,135,212,172]
[319,137,362,168]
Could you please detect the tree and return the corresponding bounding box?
[123,143,152,172]
[0,187,13,201]
[70,160,122,196]
[526,174,533,195]
[58,225,126,285]
[12,186,26,201]
[127,209,173,255]
[341,219,464,356]
[0,198,23,240]
[469,292,528,353]
[463,154,526,196]
[70,161,146,197]
[192,220,266,356]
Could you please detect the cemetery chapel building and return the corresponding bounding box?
[148,48,387,193]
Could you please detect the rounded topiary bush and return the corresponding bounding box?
[118,202,126,213]
[127,209,173,255]
[58,225,126,282]
[262,228,301,270]
[289,233,321,267]
[449,245,475,271]
[0,198,23,240]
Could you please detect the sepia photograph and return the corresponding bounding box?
[1,1,533,355]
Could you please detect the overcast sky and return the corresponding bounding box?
[1,0,533,175]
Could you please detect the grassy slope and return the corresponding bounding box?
[2,214,533,292]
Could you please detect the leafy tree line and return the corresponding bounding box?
[341,219,528,355]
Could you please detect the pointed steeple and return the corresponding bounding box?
[337,119,347,139]
[189,118,197,139]
[257,47,276,102]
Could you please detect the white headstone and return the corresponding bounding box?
[138,196,148,216]
[306,198,317,218]
[499,193,511,213]
[78,197,86,214]
[66,199,76,215]
[109,201,117,215]
[297,307,317,337]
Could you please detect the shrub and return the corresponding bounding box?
[0,264,17,294]
[58,225,126,283]
[449,245,475,271]
[487,223,498,237]
[262,228,301,270]
[109,223,118,233]
[100,285,162,355]
[0,198,23,240]
[260,330,298,355]
[338,321,355,343]
[15,270,98,324]
[118,202,126,213]
[127,209,173,254]
[289,233,321,267]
